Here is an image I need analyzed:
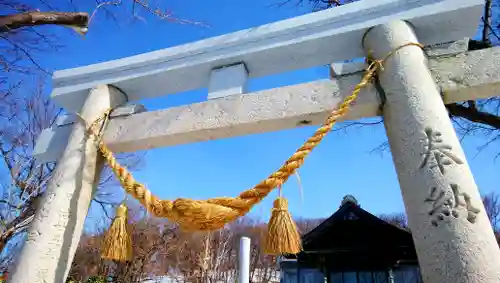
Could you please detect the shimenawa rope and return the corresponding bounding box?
[78,42,424,259]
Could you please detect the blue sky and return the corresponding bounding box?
[30,0,500,223]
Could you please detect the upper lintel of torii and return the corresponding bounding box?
[51,0,483,113]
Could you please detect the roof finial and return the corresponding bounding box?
[340,195,359,207]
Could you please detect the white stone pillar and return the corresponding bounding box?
[363,21,500,283]
[238,236,251,283]
[10,85,127,283]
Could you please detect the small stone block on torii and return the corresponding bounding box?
[208,63,249,99]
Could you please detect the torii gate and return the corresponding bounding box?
[10,0,500,282]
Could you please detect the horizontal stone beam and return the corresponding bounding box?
[104,77,379,152]
[102,46,500,153]
[51,0,483,113]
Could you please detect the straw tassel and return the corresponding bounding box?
[101,203,133,262]
[264,196,302,255]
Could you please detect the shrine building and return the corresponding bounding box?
[279,196,422,283]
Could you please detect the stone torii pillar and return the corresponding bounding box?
[9,85,127,283]
[363,20,500,283]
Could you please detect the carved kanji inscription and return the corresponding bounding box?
[425,183,480,227]
[420,127,463,175]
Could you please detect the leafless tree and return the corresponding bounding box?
[199,228,234,282]
[111,217,178,282]
[271,0,356,12]
[295,217,325,235]
[379,212,409,231]
[0,0,206,273]
[482,192,500,235]
[68,203,180,283]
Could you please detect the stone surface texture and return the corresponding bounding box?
[10,85,127,283]
[363,20,500,283]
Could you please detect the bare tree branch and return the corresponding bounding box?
[446,103,500,130]
[0,12,89,33]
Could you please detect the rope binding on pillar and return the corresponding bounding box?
[76,42,424,262]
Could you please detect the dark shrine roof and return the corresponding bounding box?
[283,196,418,270]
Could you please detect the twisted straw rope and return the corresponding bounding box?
[84,42,423,231]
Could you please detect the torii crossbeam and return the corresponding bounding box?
[11,0,500,282]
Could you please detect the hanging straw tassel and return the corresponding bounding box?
[264,195,302,255]
[101,203,133,262]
